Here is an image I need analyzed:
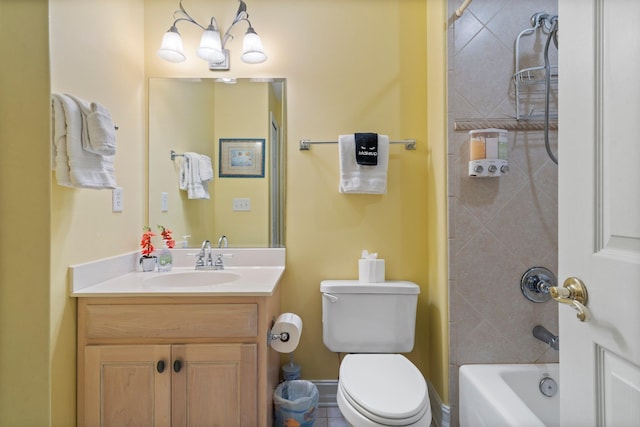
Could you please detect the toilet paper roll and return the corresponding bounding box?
[270,313,303,353]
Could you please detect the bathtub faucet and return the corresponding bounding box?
[532,325,559,351]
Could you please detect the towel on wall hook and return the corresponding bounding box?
[66,94,117,156]
[51,93,117,189]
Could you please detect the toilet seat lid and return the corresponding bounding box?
[339,354,429,424]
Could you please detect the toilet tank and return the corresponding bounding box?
[320,280,420,353]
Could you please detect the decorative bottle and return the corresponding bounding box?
[157,240,173,272]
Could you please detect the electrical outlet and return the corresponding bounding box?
[232,198,251,211]
[112,187,123,212]
[161,192,169,212]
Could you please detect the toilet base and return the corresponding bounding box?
[337,382,432,427]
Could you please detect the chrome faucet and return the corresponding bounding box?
[533,325,559,351]
[217,235,228,248]
[196,240,213,270]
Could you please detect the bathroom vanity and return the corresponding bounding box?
[72,249,284,427]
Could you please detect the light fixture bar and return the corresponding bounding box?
[157,0,267,71]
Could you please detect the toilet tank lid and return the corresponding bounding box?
[320,280,420,295]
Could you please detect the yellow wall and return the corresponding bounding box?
[49,0,146,424]
[0,0,447,424]
[148,0,447,398]
[0,1,52,425]
[425,0,449,400]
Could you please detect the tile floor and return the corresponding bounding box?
[314,406,348,427]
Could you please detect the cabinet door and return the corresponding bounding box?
[171,343,257,427]
[84,345,171,427]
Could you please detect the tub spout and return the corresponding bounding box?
[533,325,559,351]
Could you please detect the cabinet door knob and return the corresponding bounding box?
[156,360,165,373]
[173,359,183,373]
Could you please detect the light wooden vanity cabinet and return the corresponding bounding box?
[77,292,280,427]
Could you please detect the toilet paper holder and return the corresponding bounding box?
[268,330,291,344]
[268,313,303,353]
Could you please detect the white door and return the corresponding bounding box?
[559,0,640,426]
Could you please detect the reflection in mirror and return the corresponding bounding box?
[148,78,285,248]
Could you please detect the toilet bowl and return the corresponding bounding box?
[336,354,431,427]
[320,280,432,426]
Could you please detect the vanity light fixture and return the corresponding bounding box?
[157,0,267,71]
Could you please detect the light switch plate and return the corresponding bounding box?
[112,187,123,212]
[232,198,250,211]
[161,192,168,212]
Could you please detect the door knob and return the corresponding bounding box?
[549,277,591,322]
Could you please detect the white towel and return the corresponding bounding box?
[338,134,389,194]
[198,154,214,182]
[55,93,117,189]
[66,94,117,156]
[51,95,73,187]
[87,102,117,155]
[179,152,212,199]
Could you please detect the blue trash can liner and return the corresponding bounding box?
[274,380,319,427]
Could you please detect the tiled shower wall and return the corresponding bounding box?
[447,0,559,425]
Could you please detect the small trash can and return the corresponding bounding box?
[274,380,319,427]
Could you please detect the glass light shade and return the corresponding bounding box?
[157,28,186,63]
[196,27,226,63]
[241,29,267,64]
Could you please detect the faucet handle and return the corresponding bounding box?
[194,255,205,268]
[212,253,232,270]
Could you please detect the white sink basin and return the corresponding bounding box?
[143,271,240,287]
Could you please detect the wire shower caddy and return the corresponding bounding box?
[512,13,558,122]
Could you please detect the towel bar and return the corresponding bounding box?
[299,139,416,151]
[170,150,185,161]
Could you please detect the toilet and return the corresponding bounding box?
[321,280,431,427]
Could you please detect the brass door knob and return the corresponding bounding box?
[549,277,591,322]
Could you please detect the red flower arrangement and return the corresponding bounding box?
[140,226,156,257]
[158,225,176,248]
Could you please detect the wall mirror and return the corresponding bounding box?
[148,77,286,248]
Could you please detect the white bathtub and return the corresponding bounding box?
[459,364,559,427]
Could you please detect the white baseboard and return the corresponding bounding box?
[311,380,339,407]
[311,379,450,427]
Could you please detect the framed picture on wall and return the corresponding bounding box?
[218,138,265,178]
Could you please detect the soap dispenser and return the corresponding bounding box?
[157,240,173,272]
